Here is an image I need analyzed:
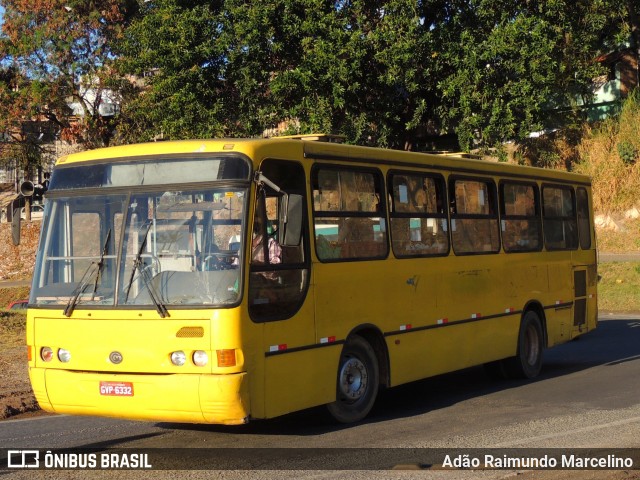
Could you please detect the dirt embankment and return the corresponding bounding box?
[0,221,41,281]
[0,312,39,419]
[0,221,41,419]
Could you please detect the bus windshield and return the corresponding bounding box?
[30,157,250,311]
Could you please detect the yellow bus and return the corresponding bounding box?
[26,135,597,425]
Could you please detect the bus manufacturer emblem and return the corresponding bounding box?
[109,351,123,364]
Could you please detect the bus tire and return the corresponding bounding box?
[505,310,544,379]
[326,335,379,423]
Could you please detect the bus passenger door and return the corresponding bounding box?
[248,159,322,419]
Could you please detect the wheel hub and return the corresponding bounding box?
[338,358,368,401]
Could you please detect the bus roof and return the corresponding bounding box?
[56,136,590,185]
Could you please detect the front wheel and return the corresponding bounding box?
[326,336,379,423]
[505,311,544,379]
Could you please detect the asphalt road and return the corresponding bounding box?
[2,316,640,479]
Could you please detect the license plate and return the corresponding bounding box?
[99,381,134,397]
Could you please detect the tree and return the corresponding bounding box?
[0,0,135,167]
[116,0,439,149]
[114,0,233,142]
[0,65,46,179]
[118,0,633,151]
[427,0,616,151]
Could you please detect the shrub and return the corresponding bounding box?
[617,140,637,165]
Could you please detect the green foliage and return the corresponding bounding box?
[2,0,640,154]
[433,0,612,151]
[617,140,637,164]
[116,0,436,148]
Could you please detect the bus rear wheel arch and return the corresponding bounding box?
[484,308,545,380]
[505,309,545,379]
[326,335,380,423]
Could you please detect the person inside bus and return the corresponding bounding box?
[251,214,282,265]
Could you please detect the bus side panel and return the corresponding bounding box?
[387,315,520,386]
[383,254,521,386]
[314,257,445,387]
[546,256,576,345]
[263,346,340,419]
[313,261,406,342]
[257,291,324,419]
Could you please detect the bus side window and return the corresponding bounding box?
[499,182,542,253]
[542,185,578,250]
[576,187,592,250]
[449,177,500,255]
[312,166,388,261]
[389,172,449,257]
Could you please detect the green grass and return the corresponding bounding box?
[597,262,640,312]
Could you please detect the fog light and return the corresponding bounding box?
[41,347,53,362]
[58,348,71,363]
[170,350,186,366]
[193,350,208,367]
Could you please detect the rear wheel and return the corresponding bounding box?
[505,310,544,379]
[326,335,379,423]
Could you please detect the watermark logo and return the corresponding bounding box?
[7,450,39,468]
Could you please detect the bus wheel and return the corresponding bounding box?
[506,311,544,379]
[326,335,379,423]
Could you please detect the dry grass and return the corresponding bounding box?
[0,286,30,308]
[597,218,640,252]
[0,310,26,346]
[0,222,41,281]
[574,95,640,213]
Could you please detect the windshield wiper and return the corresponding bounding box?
[123,222,169,318]
[91,228,111,299]
[64,228,111,317]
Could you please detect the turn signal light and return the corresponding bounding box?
[27,346,32,362]
[216,349,236,367]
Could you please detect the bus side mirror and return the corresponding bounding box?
[279,194,303,247]
[12,209,20,246]
[20,181,47,201]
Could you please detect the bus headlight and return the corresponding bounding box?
[192,350,208,367]
[170,351,186,366]
[40,347,54,362]
[58,348,71,363]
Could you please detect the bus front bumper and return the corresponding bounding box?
[29,368,250,425]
